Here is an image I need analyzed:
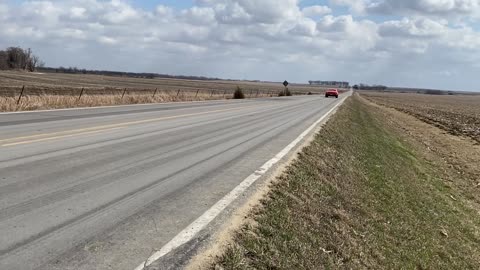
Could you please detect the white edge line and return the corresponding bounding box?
[134,93,350,270]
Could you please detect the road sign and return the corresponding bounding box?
[283,80,289,87]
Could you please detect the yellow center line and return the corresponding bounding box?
[0,104,263,146]
[2,127,124,147]
[0,125,120,143]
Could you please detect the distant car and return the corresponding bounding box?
[325,89,339,98]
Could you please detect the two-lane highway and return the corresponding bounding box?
[0,95,346,270]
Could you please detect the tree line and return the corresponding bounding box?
[0,46,222,81]
[36,66,224,81]
[0,47,44,71]
[353,84,388,91]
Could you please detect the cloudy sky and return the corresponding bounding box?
[1,0,479,91]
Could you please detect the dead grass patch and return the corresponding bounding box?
[0,91,251,112]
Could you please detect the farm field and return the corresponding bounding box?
[0,71,338,111]
[360,91,480,143]
[0,71,329,96]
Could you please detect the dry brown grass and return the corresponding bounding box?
[0,91,274,112]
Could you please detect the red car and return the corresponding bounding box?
[325,89,339,98]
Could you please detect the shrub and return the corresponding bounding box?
[307,91,313,95]
[425,89,445,95]
[233,86,245,99]
[279,88,292,97]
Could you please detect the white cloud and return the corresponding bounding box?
[20,1,63,24]
[332,0,480,19]
[210,0,301,24]
[70,7,87,19]
[156,5,173,16]
[379,18,447,38]
[369,0,480,17]
[180,6,216,25]
[53,28,87,39]
[302,5,332,17]
[1,0,480,91]
[289,18,317,36]
[214,2,252,24]
[0,4,9,20]
[442,26,480,49]
[101,0,140,24]
[377,17,480,52]
[98,36,117,45]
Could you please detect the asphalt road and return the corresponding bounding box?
[0,95,345,270]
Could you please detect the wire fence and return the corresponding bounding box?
[1,85,317,104]
[0,85,325,111]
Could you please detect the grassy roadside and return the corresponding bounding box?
[213,95,480,269]
[0,91,308,112]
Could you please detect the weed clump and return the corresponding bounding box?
[279,88,292,97]
[233,86,245,99]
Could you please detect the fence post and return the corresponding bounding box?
[210,90,214,97]
[78,87,85,101]
[249,90,253,97]
[256,90,259,98]
[223,90,226,98]
[121,88,127,99]
[195,89,199,98]
[16,85,25,105]
[152,88,158,98]
[176,89,180,97]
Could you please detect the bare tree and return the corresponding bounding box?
[6,47,27,69]
[1,46,43,72]
[23,48,32,70]
[0,50,8,70]
[28,55,40,71]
